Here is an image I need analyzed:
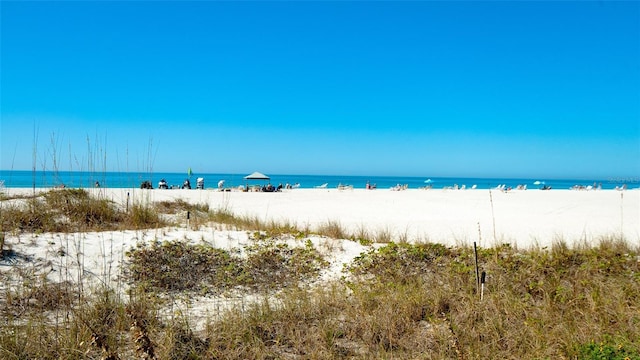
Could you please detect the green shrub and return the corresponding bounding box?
[126,241,241,293]
[348,242,455,283]
[575,340,640,360]
[126,239,328,294]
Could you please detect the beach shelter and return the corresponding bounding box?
[244,171,270,190]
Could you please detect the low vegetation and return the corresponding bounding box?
[1,188,165,232]
[0,189,638,359]
[126,238,327,294]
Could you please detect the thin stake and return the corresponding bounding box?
[481,271,486,301]
[474,242,480,294]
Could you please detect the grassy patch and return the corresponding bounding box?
[125,238,328,294]
[342,239,640,358]
[348,241,455,283]
[2,237,639,359]
[126,241,243,293]
[154,199,209,214]
[1,189,167,233]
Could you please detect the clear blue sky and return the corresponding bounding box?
[1,1,638,179]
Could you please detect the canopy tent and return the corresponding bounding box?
[244,172,270,180]
[243,172,270,192]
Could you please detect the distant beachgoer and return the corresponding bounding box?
[95,181,100,188]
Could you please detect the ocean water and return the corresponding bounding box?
[0,170,633,190]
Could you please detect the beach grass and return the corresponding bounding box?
[1,188,166,233]
[0,188,639,359]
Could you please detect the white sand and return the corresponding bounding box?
[4,187,639,248]
[2,187,638,329]
[75,187,640,247]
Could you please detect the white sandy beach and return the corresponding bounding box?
[5,187,640,248]
[2,186,638,329]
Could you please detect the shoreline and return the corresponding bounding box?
[2,169,637,191]
[3,187,639,248]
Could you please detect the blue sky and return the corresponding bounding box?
[1,1,638,179]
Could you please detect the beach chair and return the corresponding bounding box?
[315,183,328,189]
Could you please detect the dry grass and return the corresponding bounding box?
[5,235,637,359]
[1,188,166,233]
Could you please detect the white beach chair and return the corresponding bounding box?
[315,183,328,189]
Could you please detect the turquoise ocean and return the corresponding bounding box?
[0,170,635,190]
